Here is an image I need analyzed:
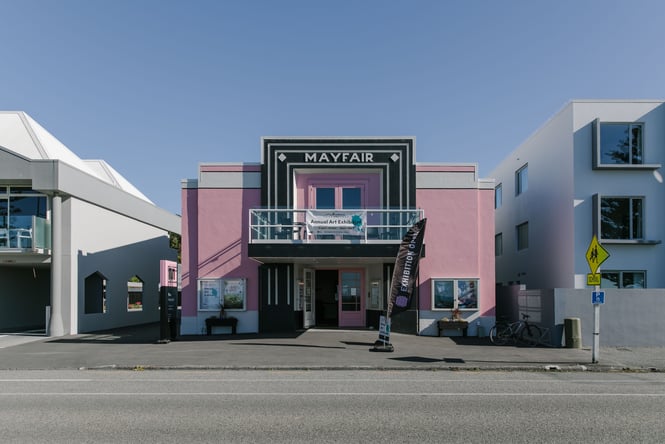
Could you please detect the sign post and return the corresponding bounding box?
[585,235,609,364]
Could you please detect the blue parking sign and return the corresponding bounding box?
[592,291,605,304]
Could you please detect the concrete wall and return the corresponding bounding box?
[180,164,262,335]
[416,164,496,337]
[571,101,665,288]
[70,198,176,333]
[492,104,576,289]
[497,284,665,346]
[492,100,665,291]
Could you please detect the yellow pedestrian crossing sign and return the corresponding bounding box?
[585,235,610,275]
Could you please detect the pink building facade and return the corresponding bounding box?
[180,138,495,336]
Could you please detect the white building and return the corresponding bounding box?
[0,111,180,336]
[490,100,665,346]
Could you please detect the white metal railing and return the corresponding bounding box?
[249,208,424,243]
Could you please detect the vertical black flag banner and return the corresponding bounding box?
[373,218,427,352]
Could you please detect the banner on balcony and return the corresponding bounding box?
[305,210,365,236]
[386,218,427,318]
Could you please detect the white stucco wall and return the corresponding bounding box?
[68,198,176,332]
[492,103,575,289]
[493,100,665,290]
[571,101,665,288]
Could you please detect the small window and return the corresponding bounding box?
[600,197,643,240]
[84,272,107,314]
[516,222,529,250]
[432,278,478,310]
[601,271,646,288]
[495,184,502,209]
[515,164,528,195]
[495,233,503,256]
[600,123,643,165]
[127,275,144,311]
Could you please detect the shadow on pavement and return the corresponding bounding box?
[46,323,306,345]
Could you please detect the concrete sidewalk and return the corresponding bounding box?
[0,323,663,372]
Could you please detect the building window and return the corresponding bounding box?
[516,222,528,250]
[600,123,643,165]
[495,233,503,256]
[127,275,143,311]
[600,197,643,240]
[0,186,48,249]
[601,271,646,288]
[495,184,502,209]
[168,266,177,283]
[84,272,107,314]
[432,278,478,310]
[515,164,528,195]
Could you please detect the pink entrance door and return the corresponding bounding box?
[338,269,365,327]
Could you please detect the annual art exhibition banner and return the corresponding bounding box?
[305,210,365,236]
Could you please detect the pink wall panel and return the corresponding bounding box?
[416,188,495,315]
[196,188,261,311]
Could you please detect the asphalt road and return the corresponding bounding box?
[1,369,664,443]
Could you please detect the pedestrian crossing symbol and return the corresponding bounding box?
[585,235,610,275]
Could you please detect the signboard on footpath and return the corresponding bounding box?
[584,235,610,364]
[585,235,609,286]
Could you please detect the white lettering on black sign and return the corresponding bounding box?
[304,152,374,163]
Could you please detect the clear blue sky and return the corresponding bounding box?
[2,0,664,215]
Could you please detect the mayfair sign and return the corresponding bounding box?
[304,152,375,163]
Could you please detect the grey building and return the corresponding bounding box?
[0,111,179,336]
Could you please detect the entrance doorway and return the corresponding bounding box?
[313,269,366,328]
[315,270,338,327]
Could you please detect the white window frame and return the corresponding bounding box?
[596,195,645,241]
[592,119,660,170]
[495,183,502,209]
[431,278,479,311]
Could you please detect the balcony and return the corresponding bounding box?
[250,208,423,244]
[0,216,52,252]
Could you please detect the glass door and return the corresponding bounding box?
[338,269,365,327]
[303,268,315,328]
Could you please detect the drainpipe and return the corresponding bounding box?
[49,194,64,337]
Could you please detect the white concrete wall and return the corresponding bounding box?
[571,101,665,287]
[69,198,176,333]
[492,103,575,289]
[492,100,665,290]
[554,288,665,347]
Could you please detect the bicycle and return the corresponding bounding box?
[489,313,542,346]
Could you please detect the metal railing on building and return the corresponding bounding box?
[249,208,424,243]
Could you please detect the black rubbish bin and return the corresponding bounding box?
[564,317,581,348]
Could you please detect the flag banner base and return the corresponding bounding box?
[370,340,394,352]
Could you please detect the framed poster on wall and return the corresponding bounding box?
[222,278,246,311]
[197,278,222,311]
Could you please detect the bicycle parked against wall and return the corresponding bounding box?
[489,313,542,346]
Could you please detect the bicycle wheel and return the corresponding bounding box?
[489,324,510,345]
[520,324,542,347]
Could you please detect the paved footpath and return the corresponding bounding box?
[1,324,663,372]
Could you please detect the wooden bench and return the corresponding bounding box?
[437,320,468,337]
[205,317,238,335]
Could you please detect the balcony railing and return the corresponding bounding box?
[0,216,51,251]
[249,208,424,243]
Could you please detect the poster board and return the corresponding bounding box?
[197,279,222,311]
